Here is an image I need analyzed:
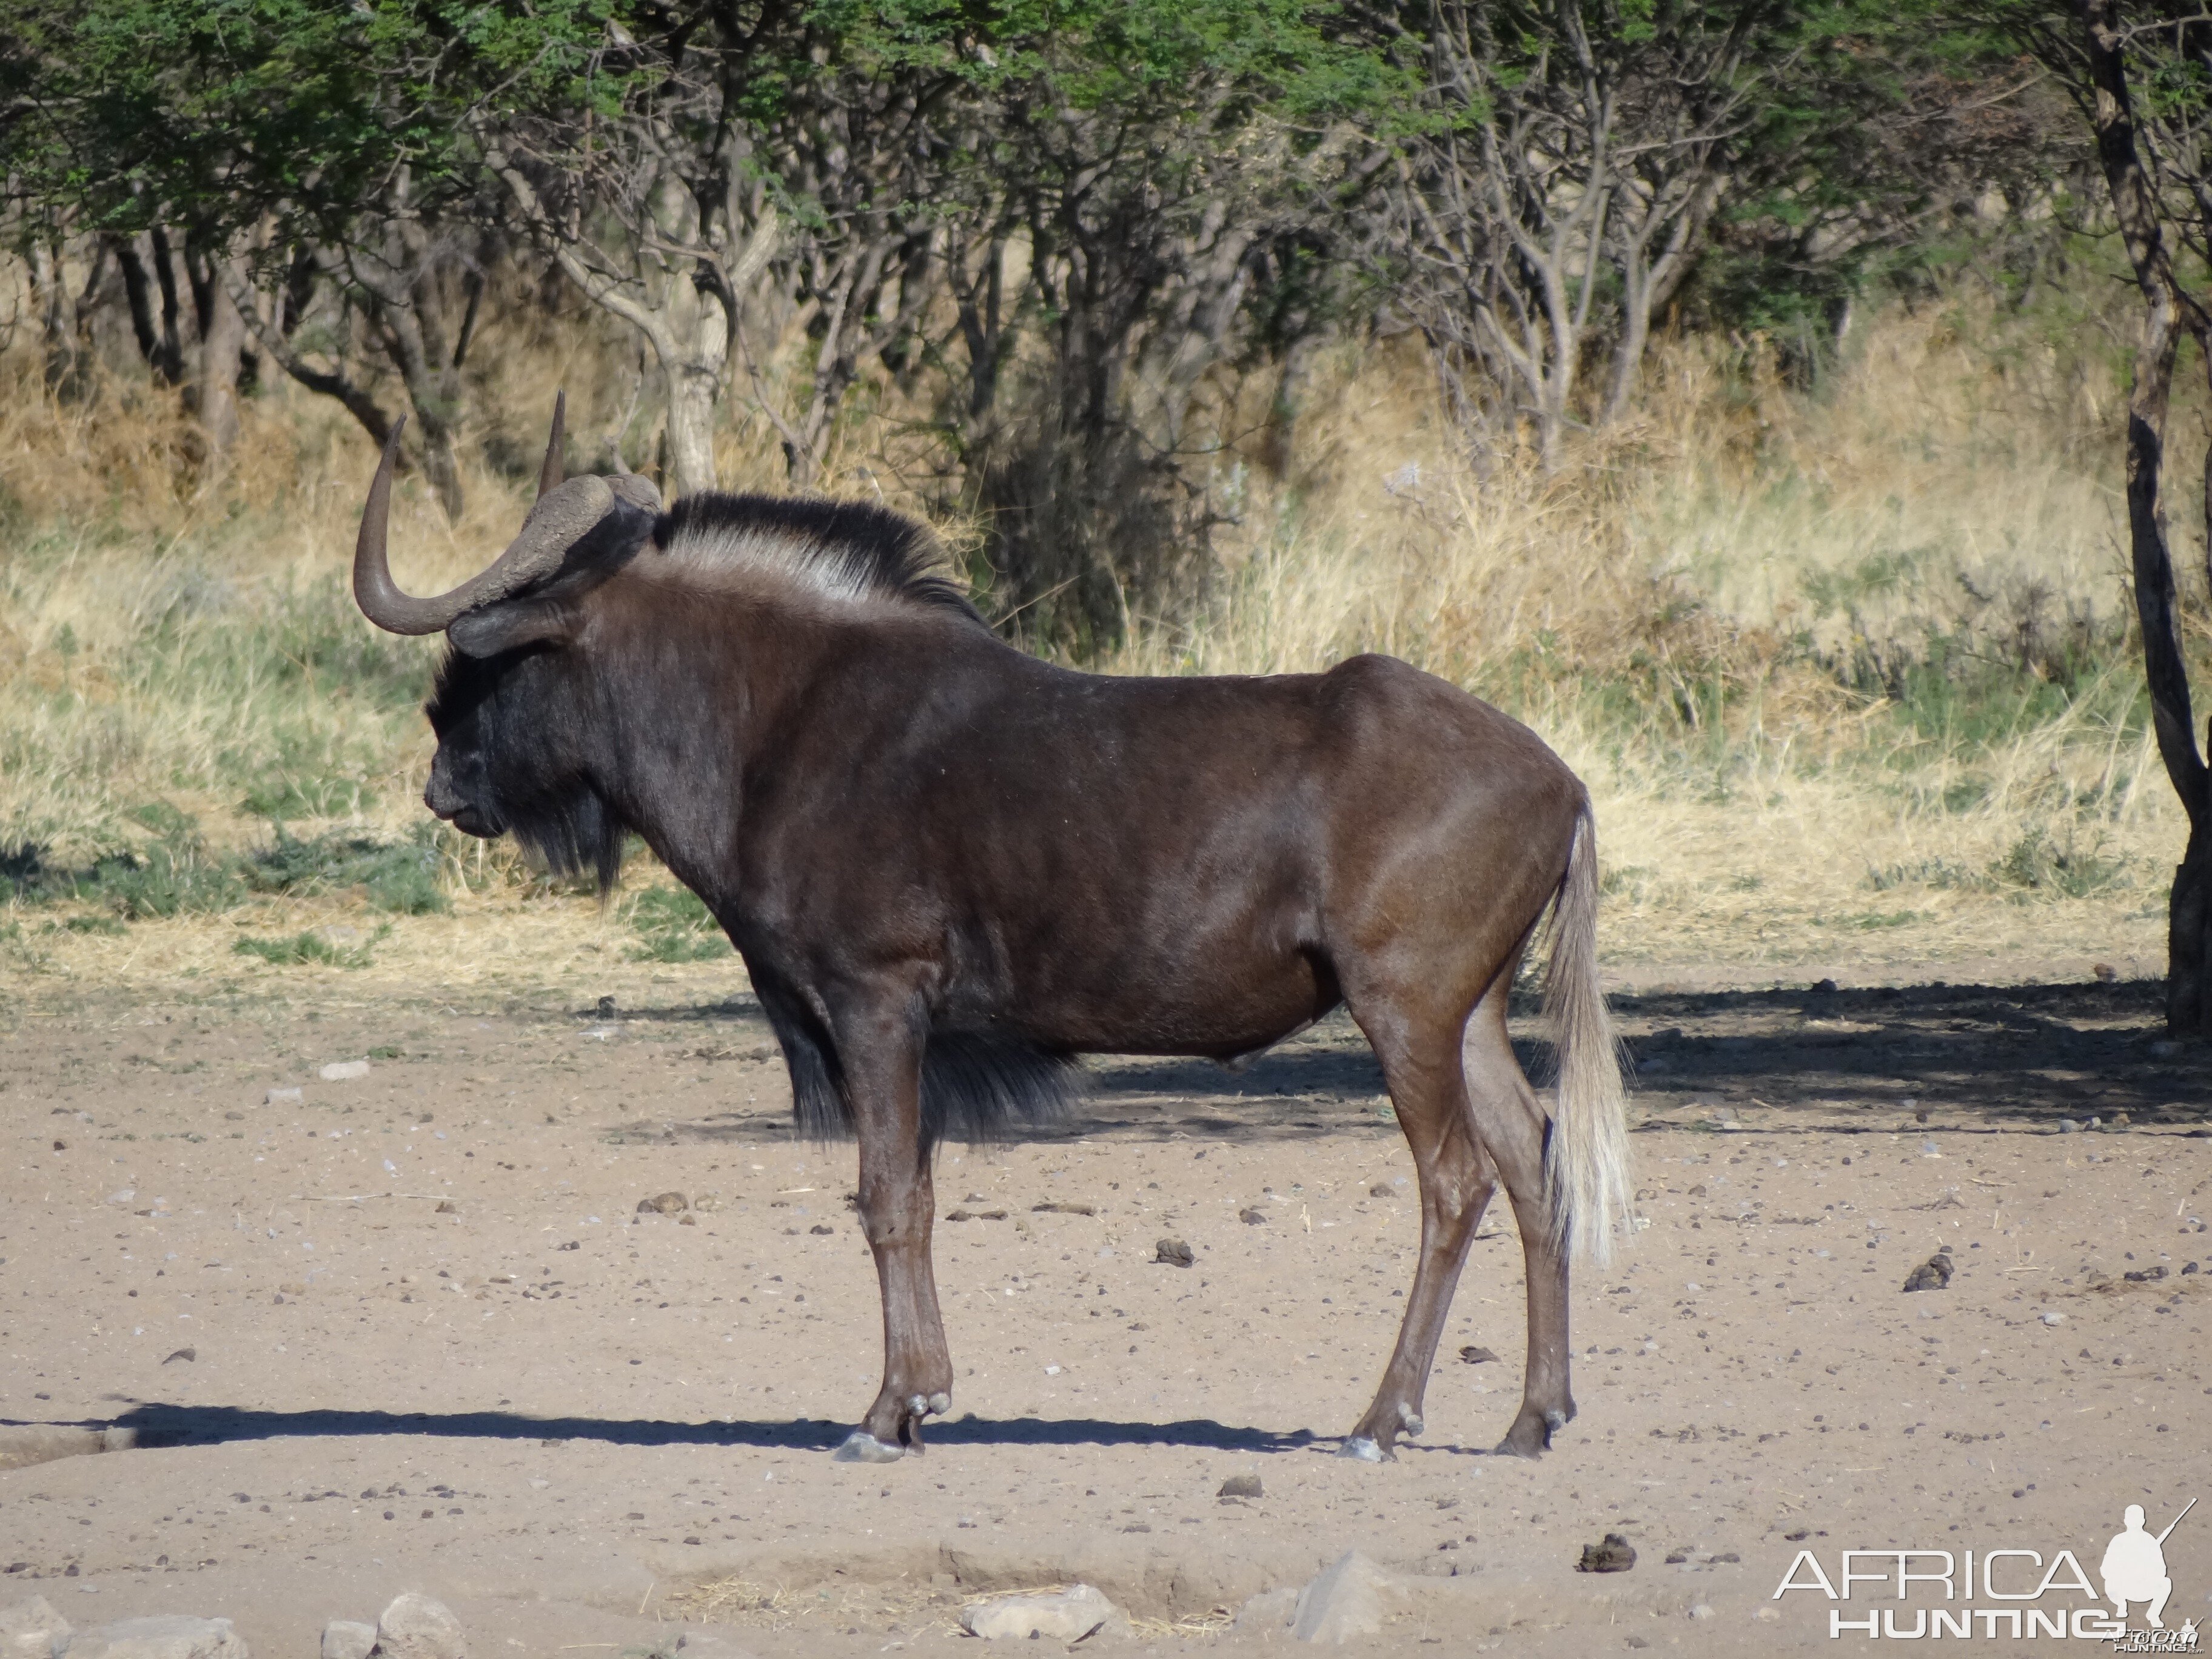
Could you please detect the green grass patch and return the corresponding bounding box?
[232,925,386,970]
[1991,825,2128,899]
[627,885,730,962]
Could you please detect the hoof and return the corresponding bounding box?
[833,1430,903,1464]
[1544,1407,1567,1435]
[1397,1404,1424,1436]
[1339,1435,1390,1463]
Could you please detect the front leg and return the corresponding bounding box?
[828,1002,955,1464]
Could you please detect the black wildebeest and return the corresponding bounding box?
[350,402,1630,1464]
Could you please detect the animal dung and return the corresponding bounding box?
[1156,1237,1195,1267]
[1238,1207,1269,1224]
[1902,1250,1954,1293]
[1576,1533,1636,1573]
[945,1208,1009,1222]
[637,1191,688,1215]
[1458,1345,1500,1365]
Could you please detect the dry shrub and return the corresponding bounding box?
[0,264,2195,986]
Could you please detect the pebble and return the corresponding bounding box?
[637,1193,688,1215]
[1155,1238,1195,1267]
[959,1585,1128,1643]
[371,1593,465,1659]
[1689,1604,1717,1620]
[1218,1473,1264,1499]
[321,1621,377,1659]
[264,1088,301,1106]
[318,1061,370,1082]
[2040,1310,2066,1325]
[1239,1207,1269,1225]
[55,1615,247,1658]
[1458,1346,1499,1365]
[1367,1183,1398,1198]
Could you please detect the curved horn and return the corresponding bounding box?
[538,390,565,499]
[353,409,622,636]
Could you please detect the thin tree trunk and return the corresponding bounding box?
[193,253,249,467]
[2076,0,2212,1032]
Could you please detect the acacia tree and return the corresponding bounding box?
[1982,0,2212,1031]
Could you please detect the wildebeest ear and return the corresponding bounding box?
[446,598,577,659]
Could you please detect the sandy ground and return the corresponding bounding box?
[2,969,2209,1657]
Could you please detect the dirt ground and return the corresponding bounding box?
[2,964,2209,1657]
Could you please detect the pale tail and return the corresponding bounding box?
[1541,808,1632,1264]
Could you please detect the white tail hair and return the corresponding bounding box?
[1541,808,1632,1264]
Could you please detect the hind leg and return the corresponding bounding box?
[1461,982,1575,1456]
[1341,995,1500,1461]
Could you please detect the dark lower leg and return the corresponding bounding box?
[833,1022,954,1464]
[1460,990,1574,1458]
[1345,1129,1495,1460]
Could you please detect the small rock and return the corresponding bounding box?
[2185,1262,2200,1275]
[1458,1346,1499,1366]
[595,996,617,1019]
[371,1594,464,1659]
[2059,1118,2079,1133]
[1234,1588,1299,1632]
[55,1616,246,1658]
[1902,1253,1952,1293]
[2040,1310,2066,1326]
[808,1224,832,1235]
[637,1192,688,1215]
[318,1061,370,1082]
[1156,1238,1194,1267]
[1625,1639,1650,1651]
[1031,1201,1098,1216]
[958,1585,1128,1643]
[1689,1604,1717,1620]
[2093,962,2117,983]
[1812,977,1838,993]
[321,1621,377,1659]
[1292,1552,1399,1644]
[1239,1207,1269,1225]
[2124,1264,2168,1282]
[1367,1184,1398,1199]
[160,1349,195,1366]
[434,1202,457,1215]
[1218,1473,1264,1499]
[0,1595,70,1657]
[264,1088,301,1106]
[1577,1533,1636,1574]
[670,1637,759,1659]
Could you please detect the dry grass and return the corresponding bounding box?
[0,261,2196,1001]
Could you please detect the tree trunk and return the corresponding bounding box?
[193,253,249,468]
[2076,0,2212,1033]
[33,238,88,400]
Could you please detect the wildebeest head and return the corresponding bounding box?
[352,398,660,886]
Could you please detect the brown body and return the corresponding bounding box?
[354,408,1631,1465]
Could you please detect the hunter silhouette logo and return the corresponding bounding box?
[2103,1501,2190,1629]
[1773,1497,2199,1644]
